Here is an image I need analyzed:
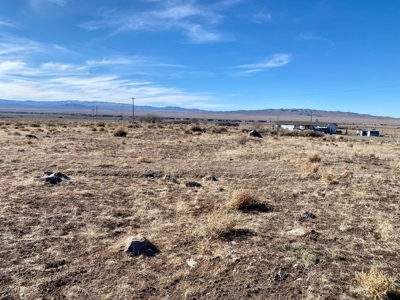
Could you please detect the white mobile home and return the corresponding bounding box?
[275,121,338,134]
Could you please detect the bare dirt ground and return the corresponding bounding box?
[1,118,400,299]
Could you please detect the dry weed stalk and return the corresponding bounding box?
[355,266,394,300]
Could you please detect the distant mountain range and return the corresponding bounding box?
[0,99,397,121]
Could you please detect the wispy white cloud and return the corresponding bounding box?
[251,13,272,24]
[0,53,213,107]
[0,73,213,106]
[297,33,334,46]
[235,53,292,75]
[0,19,17,28]
[30,0,68,7]
[86,56,187,69]
[0,30,214,107]
[80,0,242,43]
[0,33,43,55]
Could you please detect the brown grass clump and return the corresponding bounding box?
[300,162,320,174]
[355,266,394,300]
[321,172,339,184]
[137,156,151,163]
[226,189,257,209]
[190,125,203,132]
[237,136,248,145]
[112,126,127,137]
[207,211,237,238]
[307,153,322,163]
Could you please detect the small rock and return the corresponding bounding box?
[304,230,320,241]
[302,211,316,219]
[125,237,149,256]
[142,173,155,178]
[185,181,202,188]
[45,176,62,184]
[25,134,38,139]
[249,130,262,138]
[163,175,179,184]
[210,256,220,262]
[35,171,70,184]
[203,175,217,181]
[186,258,197,268]
[52,172,70,180]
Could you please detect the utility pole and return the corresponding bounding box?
[131,97,135,123]
[96,105,98,123]
[92,109,94,123]
[310,110,313,122]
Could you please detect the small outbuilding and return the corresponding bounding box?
[357,129,380,137]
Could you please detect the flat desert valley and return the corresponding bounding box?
[1,115,400,299]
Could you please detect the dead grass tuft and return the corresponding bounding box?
[355,266,394,300]
[307,153,322,163]
[321,172,339,184]
[237,135,248,145]
[137,156,151,164]
[190,125,203,132]
[112,126,127,137]
[300,162,320,174]
[207,211,237,238]
[226,189,257,209]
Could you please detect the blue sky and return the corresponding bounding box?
[0,0,399,116]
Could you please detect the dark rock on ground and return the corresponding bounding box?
[35,172,70,184]
[45,176,62,184]
[302,211,316,219]
[304,230,320,241]
[163,175,179,184]
[203,175,218,181]
[125,237,148,256]
[249,130,262,138]
[52,172,70,180]
[142,173,155,178]
[25,134,38,139]
[185,181,202,188]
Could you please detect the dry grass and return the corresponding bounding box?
[112,126,127,137]
[226,189,257,209]
[136,156,151,163]
[0,118,399,299]
[207,211,237,238]
[355,266,394,299]
[307,153,322,163]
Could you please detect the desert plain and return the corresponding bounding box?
[1,116,400,299]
